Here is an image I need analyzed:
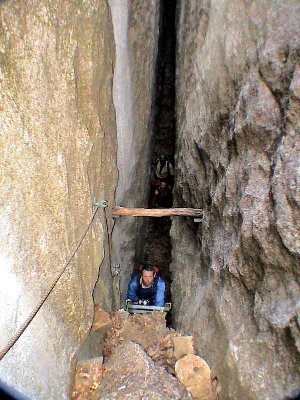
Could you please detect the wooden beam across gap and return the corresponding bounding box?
[111,207,203,218]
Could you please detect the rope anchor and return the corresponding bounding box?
[93,200,108,209]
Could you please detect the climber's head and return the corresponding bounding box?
[141,263,156,287]
[159,154,167,167]
[160,181,167,190]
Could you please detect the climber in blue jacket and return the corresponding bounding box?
[126,263,166,307]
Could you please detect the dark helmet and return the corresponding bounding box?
[159,154,168,161]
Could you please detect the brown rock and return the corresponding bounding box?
[103,311,185,374]
[160,332,178,349]
[103,310,170,356]
[91,305,112,333]
[98,341,192,399]
[175,354,212,400]
[174,336,195,360]
[165,347,175,359]
[72,357,105,400]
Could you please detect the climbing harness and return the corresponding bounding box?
[0,200,108,361]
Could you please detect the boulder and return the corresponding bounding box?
[91,305,112,333]
[174,336,195,360]
[97,341,192,399]
[175,354,212,400]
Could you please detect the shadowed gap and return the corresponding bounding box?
[143,0,177,325]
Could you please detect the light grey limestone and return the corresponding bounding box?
[0,1,117,398]
[108,0,160,304]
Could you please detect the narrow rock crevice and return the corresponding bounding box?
[1,2,299,400]
[143,0,177,321]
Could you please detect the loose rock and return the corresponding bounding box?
[91,305,112,333]
[97,341,192,399]
[72,357,105,400]
[175,354,212,400]
[174,336,195,360]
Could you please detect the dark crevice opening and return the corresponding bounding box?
[144,0,177,325]
[151,0,176,159]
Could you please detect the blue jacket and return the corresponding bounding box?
[126,274,166,307]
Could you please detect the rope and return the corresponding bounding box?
[0,204,103,361]
[104,207,113,276]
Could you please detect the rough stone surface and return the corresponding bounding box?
[173,1,300,399]
[91,305,112,333]
[108,0,160,306]
[0,1,117,399]
[72,357,105,400]
[103,310,175,358]
[97,341,192,399]
[174,336,195,360]
[103,310,186,375]
[80,0,161,361]
[175,354,212,400]
[73,303,217,399]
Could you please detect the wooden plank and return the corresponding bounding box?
[111,207,203,218]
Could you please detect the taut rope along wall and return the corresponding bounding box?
[0,201,108,361]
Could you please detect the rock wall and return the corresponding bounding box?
[0,1,117,399]
[108,0,160,304]
[173,1,300,399]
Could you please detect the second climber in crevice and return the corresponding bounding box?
[154,154,174,186]
[126,263,166,307]
[151,180,173,208]
[150,155,174,208]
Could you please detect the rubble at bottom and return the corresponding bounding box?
[71,308,221,400]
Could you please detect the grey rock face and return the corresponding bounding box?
[108,0,160,304]
[173,1,300,399]
[0,1,160,398]
[98,341,192,399]
[0,1,117,399]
